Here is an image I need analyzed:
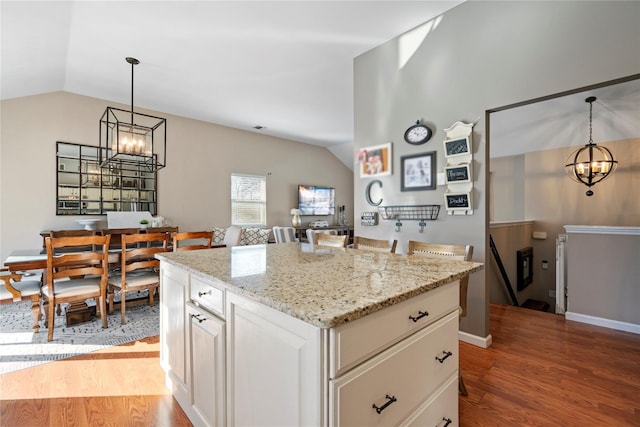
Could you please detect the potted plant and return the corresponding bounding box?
[139,219,149,229]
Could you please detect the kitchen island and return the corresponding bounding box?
[157,242,483,427]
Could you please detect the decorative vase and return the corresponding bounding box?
[291,213,301,227]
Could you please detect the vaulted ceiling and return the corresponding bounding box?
[2,1,638,168]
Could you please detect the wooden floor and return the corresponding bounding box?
[459,304,640,426]
[1,304,638,426]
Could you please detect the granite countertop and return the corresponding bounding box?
[157,243,484,329]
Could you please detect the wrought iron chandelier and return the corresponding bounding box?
[564,96,617,196]
[99,57,166,171]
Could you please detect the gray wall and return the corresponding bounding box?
[0,91,354,262]
[353,1,640,340]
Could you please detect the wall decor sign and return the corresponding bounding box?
[358,143,392,178]
[360,212,379,226]
[444,192,471,210]
[443,136,471,157]
[444,163,472,184]
[401,151,436,191]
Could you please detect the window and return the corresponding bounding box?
[231,174,266,226]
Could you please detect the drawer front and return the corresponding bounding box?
[400,373,458,427]
[330,311,458,427]
[330,282,458,378]
[190,275,225,317]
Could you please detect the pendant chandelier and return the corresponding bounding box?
[564,96,617,196]
[99,57,166,171]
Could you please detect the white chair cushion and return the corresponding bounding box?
[0,280,41,300]
[108,271,160,289]
[223,225,243,247]
[42,277,101,298]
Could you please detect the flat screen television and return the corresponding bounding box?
[298,184,335,216]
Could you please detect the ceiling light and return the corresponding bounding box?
[564,96,617,196]
[99,57,166,171]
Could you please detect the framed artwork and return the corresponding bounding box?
[401,151,436,191]
[358,143,392,178]
[443,136,471,158]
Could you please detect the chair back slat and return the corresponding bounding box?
[121,232,169,271]
[353,236,398,253]
[173,231,214,251]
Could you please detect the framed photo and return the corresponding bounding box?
[401,151,436,191]
[358,143,392,178]
[443,136,471,158]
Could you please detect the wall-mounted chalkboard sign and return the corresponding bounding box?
[444,163,471,184]
[443,137,470,157]
[445,192,471,209]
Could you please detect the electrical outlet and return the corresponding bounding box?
[542,260,548,270]
[549,290,557,298]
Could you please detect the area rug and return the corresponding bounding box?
[0,296,159,375]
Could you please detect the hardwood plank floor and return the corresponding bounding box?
[460,304,640,426]
[1,304,638,426]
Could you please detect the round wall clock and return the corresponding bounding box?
[404,120,433,145]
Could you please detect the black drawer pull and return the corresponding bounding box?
[435,350,453,363]
[372,394,397,414]
[408,310,429,322]
[439,417,452,427]
[191,313,206,323]
[198,289,212,297]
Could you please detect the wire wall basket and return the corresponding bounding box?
[377,205,440,232]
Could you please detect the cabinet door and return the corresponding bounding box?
[188,303,226,427]
[160,264,189,402]
[226,291,324,427]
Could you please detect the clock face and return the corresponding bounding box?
[404,123,432,145]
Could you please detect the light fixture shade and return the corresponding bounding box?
[99,106,166,171]
[564,96,617,196]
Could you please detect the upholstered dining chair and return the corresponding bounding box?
[223,225,243,247]
[272,226,299,243]
[313,233,347,248]
[0,268,42,332]
[43,234,111,341]
[173,231,214,251]
[108,232,169,325]
[407,240,474,396]
[352,236,398,253]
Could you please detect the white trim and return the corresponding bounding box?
[459,331,492,348]
[565,312,640,335]
[564,225,640,236]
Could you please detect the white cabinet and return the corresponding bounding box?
[187,302,226,427]
[160,260,461,427]
[160,263,189,403]
[226,291,324,426]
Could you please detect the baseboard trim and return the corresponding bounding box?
[565,311,640,335]
[459,331,492,348]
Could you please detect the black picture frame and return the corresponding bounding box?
[401,151,436,191]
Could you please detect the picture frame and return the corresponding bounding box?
[443,136,471,158]
[358,143,392,178]
[400,151,436,191]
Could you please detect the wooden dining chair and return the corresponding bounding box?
[352,236,398,253]
[173,231,214,251]
[0,268,42,333]
[43,234,111,341]
[108,232,169,325]
[314,233,347,248]
[407,240,474,396]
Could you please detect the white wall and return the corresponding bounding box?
[0,91,354,262]
[353,1,640,340]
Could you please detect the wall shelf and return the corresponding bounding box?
[377,205,440,232]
